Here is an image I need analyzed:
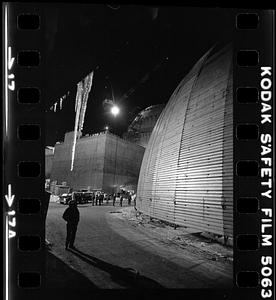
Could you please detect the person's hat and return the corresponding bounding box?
[68,200,76,206]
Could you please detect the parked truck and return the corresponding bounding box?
[59,190,92,205]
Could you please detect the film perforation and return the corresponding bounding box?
[236,160,259,176]
[18,198,41,214]
[237,50,259,67]
[237,87,259,103]
[17,14,40,30]
[237,234,259,250]
[18,272,41,288]
[237,271,259,288]
[236,13,259,30]
[17,50,40,67]
[18,124,41,140]
[236,124,259,140]
[237,197,259,213]
[17,87,40,104]
[18,161,41,177]
[18,235,41,251]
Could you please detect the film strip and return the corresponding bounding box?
[2,5,274,300]
[3,4,45,300]
[234,10,274,298]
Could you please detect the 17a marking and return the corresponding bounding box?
[8,47,15,91]
[5,184,16,238]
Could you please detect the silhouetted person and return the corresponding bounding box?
[120,195,123,207]
[106,194,111,205]
[103,193,107,204]
[128,194,131,206]
[112,193,116,206]
[91,193,95,206]
[62,200,80,250]
[99,193,104,206]
[133,193,137,210]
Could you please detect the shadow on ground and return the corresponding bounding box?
[69,248,164,289]
[44,250,98,299]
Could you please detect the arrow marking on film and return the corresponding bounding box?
[5,184,15,207]
[8,47,15,70]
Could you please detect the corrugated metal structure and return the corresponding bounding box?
[50,131,145,194]
[137,45,233,238]
[123,104,165,148]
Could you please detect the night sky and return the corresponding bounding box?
[44,5,235,146]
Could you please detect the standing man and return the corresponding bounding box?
[99,193,104,206]
[106,194,110,205]
[133,193,137,210]
[91,192,95,206]
[62,200,80,250]
[112,193,116,206]
[120,195,123,207]
[127,193,131,206]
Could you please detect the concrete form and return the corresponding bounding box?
[45,146,54,179]
[50,131,145,194]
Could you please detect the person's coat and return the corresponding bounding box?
[62,204,80,224]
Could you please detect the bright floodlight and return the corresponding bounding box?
[111,105,119,116]
[105,126,109,131]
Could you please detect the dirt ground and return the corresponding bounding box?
[110,206,233,264]
[46,202,233,291]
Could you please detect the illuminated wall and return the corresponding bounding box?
[50,131,144,193]
[137,45,233,238]
[45,146,54,179]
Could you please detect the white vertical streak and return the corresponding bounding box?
[78,71,94,132]
[6,216,9,300]
[5,8,9,299]
[71,83,82,171]
[4,5,8,136]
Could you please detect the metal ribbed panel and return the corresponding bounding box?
[137,45,233,238]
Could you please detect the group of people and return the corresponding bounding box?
[90,192,105,206]
[112,192,137,207]
[89,191,137,207]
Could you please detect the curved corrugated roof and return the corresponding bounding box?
[137,44,233,237]
[128,104,165,129]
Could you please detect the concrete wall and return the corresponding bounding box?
[50,131,144,194]
[45,154,54,179]
[50,135,73,188]
[45,147,54,179]
[103,133,145,193]
[50,132,106,191]
[69,134,106,190]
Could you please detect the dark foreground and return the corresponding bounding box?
[45,202,232,295]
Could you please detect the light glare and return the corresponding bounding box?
[111,105,119,116]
